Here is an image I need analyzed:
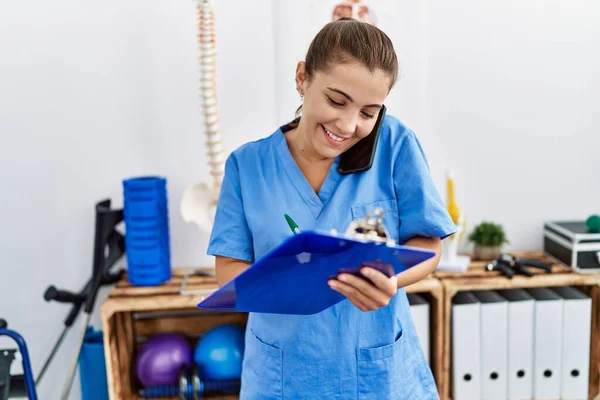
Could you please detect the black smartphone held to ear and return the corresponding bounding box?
[338,104,386,175]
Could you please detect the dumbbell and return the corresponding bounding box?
[139,366,241,400]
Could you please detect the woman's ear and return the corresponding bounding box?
[295,61,307,95]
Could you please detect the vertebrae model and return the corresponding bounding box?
[180,0,225,232]
[197,0,225,201]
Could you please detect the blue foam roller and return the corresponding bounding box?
[123,176,167,190]
[124,203,166,220]
[123,176,171,286]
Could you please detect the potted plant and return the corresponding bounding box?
[468,221,509,260]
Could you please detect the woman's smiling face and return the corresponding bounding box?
[295,59,392,160]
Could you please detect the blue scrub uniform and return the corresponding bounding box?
[207,114,456,399]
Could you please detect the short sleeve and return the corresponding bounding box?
[206,154,254,262]
[394,131,457,244]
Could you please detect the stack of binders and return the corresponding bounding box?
[451,286,592,400]
[122,176,172,286]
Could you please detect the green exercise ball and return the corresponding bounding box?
[586,215,600,233]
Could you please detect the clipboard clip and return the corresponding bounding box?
[344,207,395,246]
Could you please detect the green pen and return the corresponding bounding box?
[284,214,300,234]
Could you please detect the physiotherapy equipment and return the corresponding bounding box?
[193,324,244,380]
[138,366,240,400]
[486,253,553,278]
[0,319,37,400]
[180,0,226,233]
[136,333,194,387]
[135,324,244,399]
[58,199,126,399]
[123,176,172,286]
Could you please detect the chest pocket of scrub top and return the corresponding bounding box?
[350,199,399,243]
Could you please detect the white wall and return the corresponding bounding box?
[0,1,275,398]
[0,0,598,398]
[426,0,600,250]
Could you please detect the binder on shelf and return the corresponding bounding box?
[552,286,592,400]
[452,291,482,400]
[497,288,534,400]
[527,287,564,400]
[472,290,508,400]
[197,229,435,315]
[408,293,430,365]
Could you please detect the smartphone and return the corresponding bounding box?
[329,260,395,281]
[338,104,386,174]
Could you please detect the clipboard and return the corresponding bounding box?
[197,208,437,315]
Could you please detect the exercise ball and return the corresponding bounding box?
[194,324,245,380]
[135,333,193,386]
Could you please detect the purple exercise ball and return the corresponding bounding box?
[135,333,193,386]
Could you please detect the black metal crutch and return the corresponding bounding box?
[54,199,125,400]
[35,226,125,385]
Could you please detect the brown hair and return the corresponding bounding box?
[304,17,399,89]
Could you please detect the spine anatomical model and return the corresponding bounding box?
[180,0,225,232]
[198,0,225,194]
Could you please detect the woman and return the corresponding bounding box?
[207,18,455,399]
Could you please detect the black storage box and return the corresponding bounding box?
[544,221,600,273]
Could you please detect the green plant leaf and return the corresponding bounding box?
[467,221,509,246]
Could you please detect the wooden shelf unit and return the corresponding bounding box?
[434,252,600,400]
[100,269,444,399]
[100,252,600,400]
[404,275,446,395]
[100,269,246,400]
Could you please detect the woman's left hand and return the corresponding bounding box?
[328,266,398,312]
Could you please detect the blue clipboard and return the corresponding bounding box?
[197,229,436,315]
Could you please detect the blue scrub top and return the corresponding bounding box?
[207,114,456,399]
